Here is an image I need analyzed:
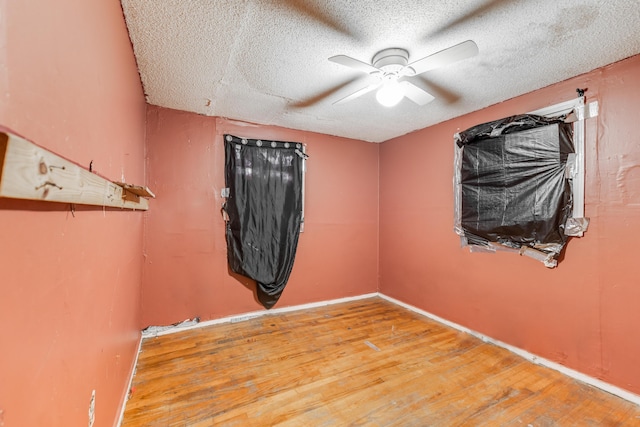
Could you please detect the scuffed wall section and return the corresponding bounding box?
[379,54,640,395]
[0,1,147,426]
[142,109,379,327]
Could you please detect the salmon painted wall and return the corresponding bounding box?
[142,107,379,326]
[380,54,640,395]
[0,1,146,426]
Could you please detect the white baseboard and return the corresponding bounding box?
[142,292,379,338]
[378,292,640,407]
[116,335,144,427]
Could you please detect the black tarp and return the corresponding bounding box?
[223,134,305,309]
[455,114,574,262]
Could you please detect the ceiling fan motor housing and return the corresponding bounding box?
[372,48,409,74]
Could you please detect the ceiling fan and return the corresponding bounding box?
[329,40,478,107]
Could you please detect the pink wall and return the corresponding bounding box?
[3,1,636,422]
[142,108,379,326]
[0,1,147,426]
[380,54,640,395]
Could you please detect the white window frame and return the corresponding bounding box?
[300,144,307,232]
[528,96,598,235]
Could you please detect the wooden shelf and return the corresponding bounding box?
[0,130,154,210]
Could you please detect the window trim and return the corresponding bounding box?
[528,96,598,235]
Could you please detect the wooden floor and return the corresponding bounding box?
[121,298,640,426]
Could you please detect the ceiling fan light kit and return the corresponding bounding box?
[373,49,409,107]
[329,40,479,108]
[376,79,405,107]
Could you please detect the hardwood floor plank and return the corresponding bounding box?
[121,297,640,426]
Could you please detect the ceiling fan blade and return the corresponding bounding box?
[333,82,381,105]
[427,0,512,38]
[291,76,363,108]
[400,81,435,106]
[410,76,460,104]
[406,40,478,76]
[273,0,355,39]
[329,55,380,74]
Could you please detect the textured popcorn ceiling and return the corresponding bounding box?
[120,0,640,143]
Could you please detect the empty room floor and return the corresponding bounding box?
[121,297,640,426]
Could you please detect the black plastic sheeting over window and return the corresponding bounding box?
[454,114,575,267]
[223,134,306,308]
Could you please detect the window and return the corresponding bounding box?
[453,96,597,267]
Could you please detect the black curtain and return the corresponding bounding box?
[223,134,305,309]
